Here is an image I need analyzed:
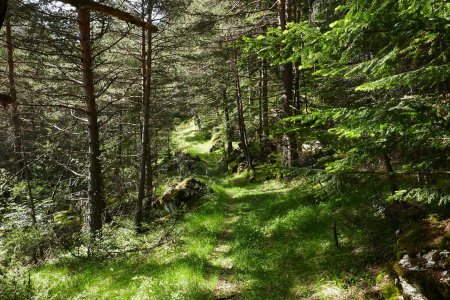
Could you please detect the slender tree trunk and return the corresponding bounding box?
[294,63,301,113]
[7,18,41,260]
[115,109,123,177]
[258,64,263,143]
[141,0,154,207]
[146,152,154,202]
[78,8,105,236]
[383,154,398,195]
[261,59,269,139]
[223,88,233,157]
[234,50,254,172]
[6,19,22,171]
[6,18,37,226]
[135,0,153,232]
[279,0,298,167]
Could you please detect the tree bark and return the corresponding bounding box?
[60,0,157,32]
[223,88,233,157]
[258,63,263,143]
[6,18,23,171]
[135,0,153,232]
[78,8,105,236]
[0,0,157,32]
[278,0,298,167]
[294,63,301,113]
[0,0,7,30]
[234,50,254,172]
[383,154,398,195]
[261,59,269,139]
[7,18,39,260]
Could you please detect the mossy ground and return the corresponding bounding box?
[28,120,388,299]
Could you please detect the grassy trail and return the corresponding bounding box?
[176,121,241,299]
[209,193,239,299]
[29,120,379,299]
[175,120,379,299]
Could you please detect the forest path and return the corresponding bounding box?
[173,120,371,299]
[209,192,240,300]
[28,122,384,299]
[174,120,241,298]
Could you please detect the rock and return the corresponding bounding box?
[158,151,201,174]
[209,142,222,153]
[159,178,210,213]
[397,276,426,300]
[53,210,82,245]
[395,250,450,299]
[392,218,450,299]
[375,273,402,299]
[227,151,243,174]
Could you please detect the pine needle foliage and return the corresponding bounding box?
[245,0,449,206]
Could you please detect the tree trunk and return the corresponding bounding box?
[60,0,157,32]
[278,0,298,167]
[223,88,233,157]
[262,59,269,139]
[135,0,153,232]
[294,63,301,113]
[258,63,263,143]
[78,8,105,236]
[234,50,254,172]
[383,154,398,195]
[6,18,37,224]
[6,18,22,171]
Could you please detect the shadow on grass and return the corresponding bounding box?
[226,185,392,299]
[184,130,212,143]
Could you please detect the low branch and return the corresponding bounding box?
[58,0,158,32]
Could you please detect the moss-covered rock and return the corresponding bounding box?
[375,272,402,300]
[53,210,82,246]
[394,250,450,299]
[53,210,81,227]
[392,218,450,299]
[159,178,210,212]
[227,156,243,173]
[158,151,201,174]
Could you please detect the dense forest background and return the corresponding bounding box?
[0,0,449,299]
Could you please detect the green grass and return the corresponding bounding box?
[219,181,379,299]
[28,119,387,299]
[30,188,228,299]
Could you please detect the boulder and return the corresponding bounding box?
[394,250,449,299]
[53,210,82,246]
[392,218,450,299]
[159,178,210,212]
[158,151,201,174]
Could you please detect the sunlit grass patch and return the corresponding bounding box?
[172,119,213,157]
[220,178,380,299]
[31,186,228,299]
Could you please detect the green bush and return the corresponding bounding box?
[0,266,33,300]
[2,226,51,264]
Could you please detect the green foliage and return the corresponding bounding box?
[30,188,227,299]
[1,226,51,264]
[318,0,450,92]
[244,0,449,207]
[0,266,33,300]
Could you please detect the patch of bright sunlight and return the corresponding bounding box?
[316,282,347,299]
[172,119,213,155]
